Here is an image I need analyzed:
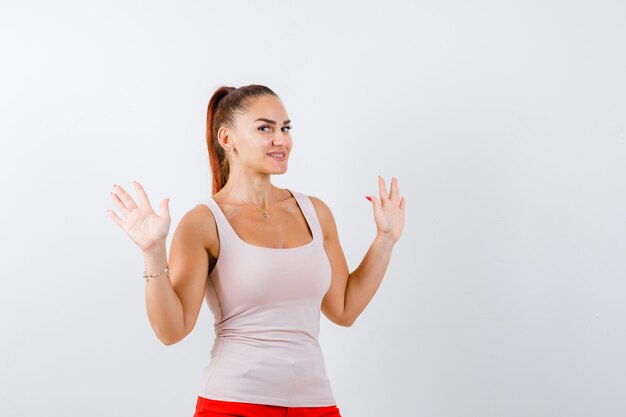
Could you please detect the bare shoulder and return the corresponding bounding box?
[184,203,219,259]
[307,195,331,214]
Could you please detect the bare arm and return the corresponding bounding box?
[342,234,396,326]
[143,209,212,346]
[143,242,185,345]
[109,182,211,346]
[317,176,405,327]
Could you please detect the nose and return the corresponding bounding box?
[273,132,288,146]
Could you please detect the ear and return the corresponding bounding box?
[217,125,233,151]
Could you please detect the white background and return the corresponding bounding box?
[1,1,625,416]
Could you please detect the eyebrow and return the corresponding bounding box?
[254,118,291,125]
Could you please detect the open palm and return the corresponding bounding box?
[366,176,405,243]
[108,181,171,253]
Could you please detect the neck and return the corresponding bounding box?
[218,168,277,208]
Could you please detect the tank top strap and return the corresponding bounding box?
[288,190,325,244]
[199,196,240,244]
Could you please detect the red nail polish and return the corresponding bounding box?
[365,196,371,201]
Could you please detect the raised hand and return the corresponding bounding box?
[366,176,406,243]
[107,181,171,253]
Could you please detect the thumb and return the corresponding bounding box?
[160,198,170,219]
[366,195,381,212]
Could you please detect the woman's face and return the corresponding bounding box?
[222,94,293,175]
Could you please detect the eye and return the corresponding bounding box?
[258,125,292,133]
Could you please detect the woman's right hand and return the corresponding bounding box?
[108,181,171,253]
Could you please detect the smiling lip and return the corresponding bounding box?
[267,151,287,160]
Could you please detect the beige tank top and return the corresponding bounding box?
[196,189,337,407]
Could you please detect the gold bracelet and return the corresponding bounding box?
[143,264,169,282]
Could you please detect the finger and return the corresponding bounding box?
[378,175,389,204]
[111,190,131,216]
[113,184,139,211]
[400,196,406,211]
[107,207,125,229]
[160,198,170,219]
[389,176,400,202]
[133,180,154,211]
[367,195,382,213]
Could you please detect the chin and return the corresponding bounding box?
[266,162,288,175]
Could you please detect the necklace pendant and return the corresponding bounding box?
[256,206,270,219]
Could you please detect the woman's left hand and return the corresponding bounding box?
[366,176,406,243]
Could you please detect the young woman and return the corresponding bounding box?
[108,84,405,416]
